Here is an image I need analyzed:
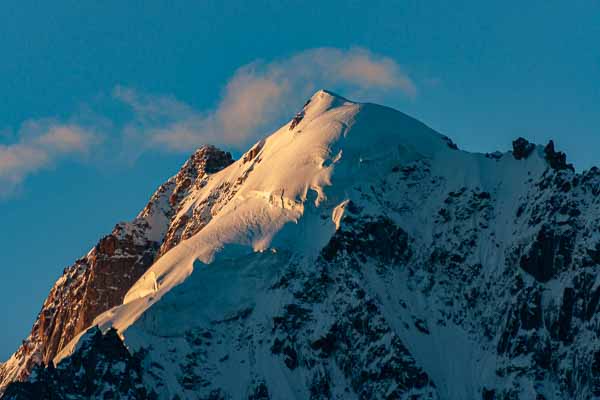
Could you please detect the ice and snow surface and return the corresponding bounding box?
[57,90,451,347]
[52,89,571,399]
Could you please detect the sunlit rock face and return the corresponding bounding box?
[3,90,600,399]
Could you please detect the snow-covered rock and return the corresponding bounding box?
[3,90,600,399]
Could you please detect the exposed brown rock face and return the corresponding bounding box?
[0,145,234,392]
[32,223,158,364]
[168,146,234,207]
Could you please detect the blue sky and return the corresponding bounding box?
[0,0,599,359]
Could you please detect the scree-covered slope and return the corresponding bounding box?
[3,90,600,399]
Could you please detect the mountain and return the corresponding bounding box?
[2,90,600,399]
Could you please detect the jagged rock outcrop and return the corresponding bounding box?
[544,139,574,171]
[289,98,311,130]
[157,146,234,257]
[512,137,536,160]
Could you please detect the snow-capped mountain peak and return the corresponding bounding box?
[3,91,600,400]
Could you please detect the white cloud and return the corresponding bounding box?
[116,47,416,152]
[0,120,99,196]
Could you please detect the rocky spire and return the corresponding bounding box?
[544,140,574,171]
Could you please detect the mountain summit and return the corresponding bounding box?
[2,90,599,399]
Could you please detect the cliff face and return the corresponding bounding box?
[0,145,233,391]
[3,91,600,399]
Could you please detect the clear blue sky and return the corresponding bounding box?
[0,0,599,359]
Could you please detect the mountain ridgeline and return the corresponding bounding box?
[2,90,600,399]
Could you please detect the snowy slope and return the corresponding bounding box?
[4,90,600,399]
[56,89,456,360]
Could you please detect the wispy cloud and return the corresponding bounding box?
[116,47,416,152]
[0,120,99,197]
